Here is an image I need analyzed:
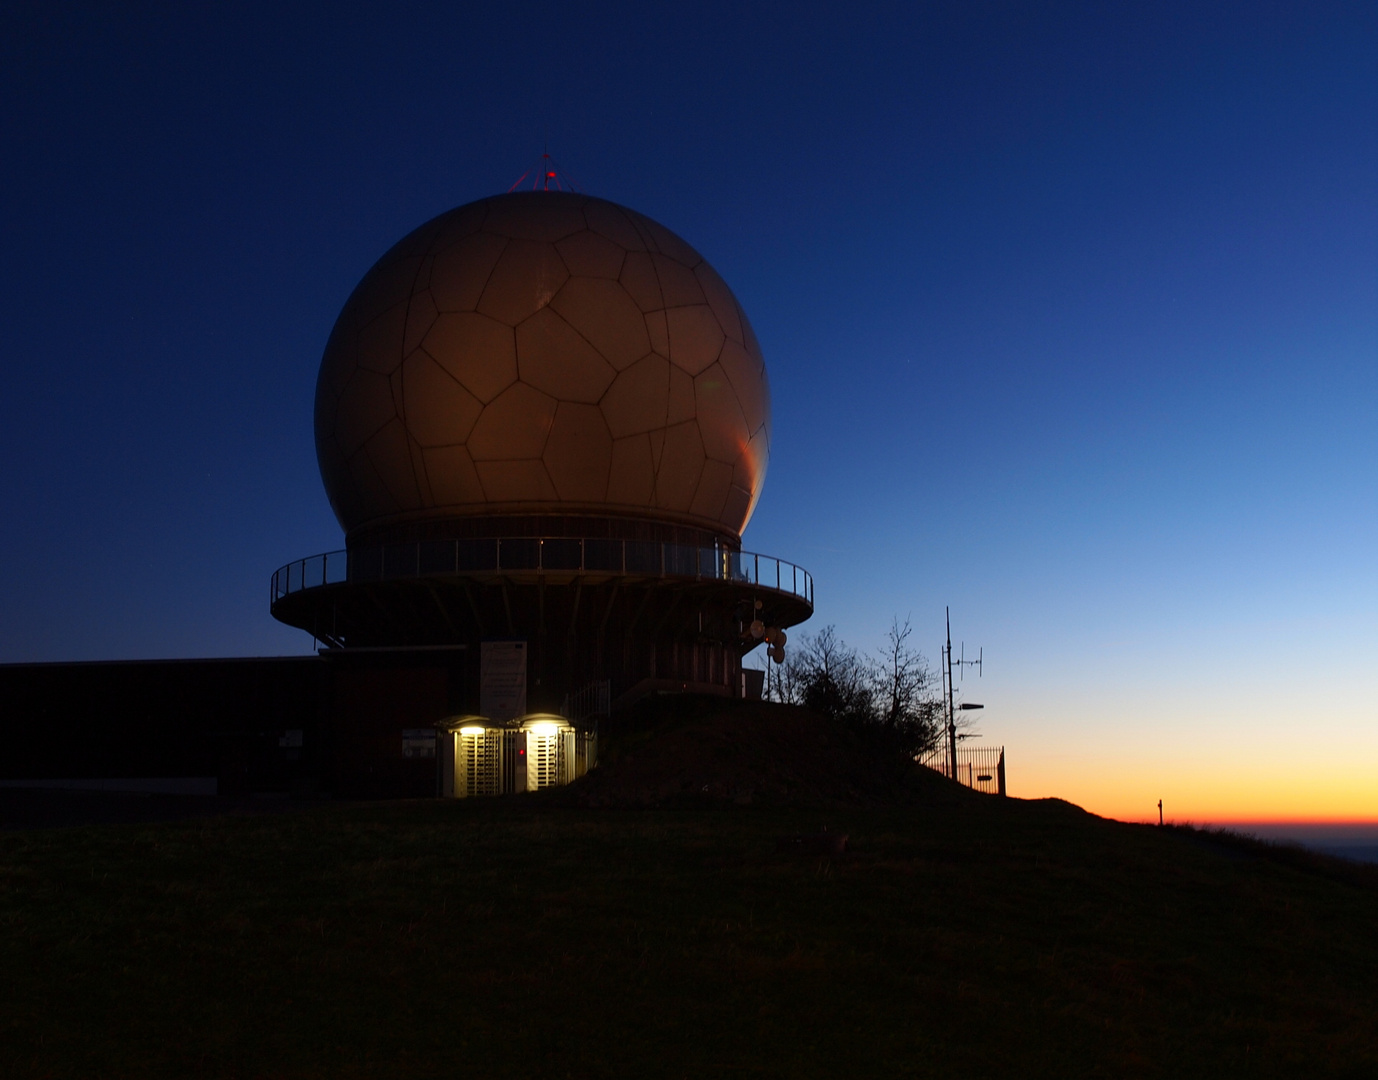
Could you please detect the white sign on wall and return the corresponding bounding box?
[480,640,527,722]
[401,729,436,759]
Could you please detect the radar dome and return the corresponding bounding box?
[315,191,771,543]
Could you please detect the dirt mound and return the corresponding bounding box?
[552,695,967,808]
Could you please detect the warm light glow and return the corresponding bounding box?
[459,725,485,736]
[1000,742,1378,825]
[527,722,561,735]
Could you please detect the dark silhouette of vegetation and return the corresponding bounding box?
[766,618,945,758]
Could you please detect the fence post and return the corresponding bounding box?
[997,749,1006,797]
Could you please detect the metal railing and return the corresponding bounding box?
[271,538,812,607]
[562,679,611,724]
[918,745,1006,796]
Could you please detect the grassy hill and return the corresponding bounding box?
[2,698,1375,1078]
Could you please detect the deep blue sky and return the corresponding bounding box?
[2,2,1374,817]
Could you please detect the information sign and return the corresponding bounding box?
[480,640,527,722]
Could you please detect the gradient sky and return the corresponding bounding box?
[2,2,1374,825]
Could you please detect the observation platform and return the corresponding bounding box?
[270,537,813,652]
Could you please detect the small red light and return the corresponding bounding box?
[547,172,556,178]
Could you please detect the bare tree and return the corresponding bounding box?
[762,619,942,762]
[873,616,944,757]
[800,625,875,727]
[768,625,874,724]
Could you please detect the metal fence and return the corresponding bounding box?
[272,539,813,607]
[562,679,611,724]
[918,745,1006,796]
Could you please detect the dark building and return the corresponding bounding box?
[0,651,462,800]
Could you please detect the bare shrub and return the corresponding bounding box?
[766,619,943,759]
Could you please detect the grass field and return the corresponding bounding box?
[3,774,1377,1078]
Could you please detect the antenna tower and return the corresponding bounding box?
[941,606,984,782]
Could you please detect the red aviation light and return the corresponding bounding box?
[510,154,582,194]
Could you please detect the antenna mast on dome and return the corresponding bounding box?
[508,150,583,194]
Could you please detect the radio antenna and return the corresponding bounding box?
[942,607,985,782]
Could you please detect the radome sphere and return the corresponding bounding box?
[314,191,771,543]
